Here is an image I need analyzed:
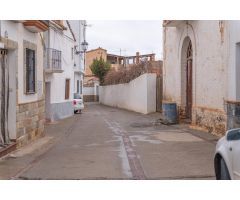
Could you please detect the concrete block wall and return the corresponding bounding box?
[99,73,156,114]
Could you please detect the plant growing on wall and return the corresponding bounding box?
[90,56,111,84]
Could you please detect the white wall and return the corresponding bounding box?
[45,23,75,104]
[99,73,156,114]
[227,21,240,101]
[1,21,44,104]
[69,20,85,73]
[163,21,229,110]
[45,21,86,104]
[70,20,85,96]
[83,86,95,95]
[83,81,99,96]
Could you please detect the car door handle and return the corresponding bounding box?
[229,147,233,151]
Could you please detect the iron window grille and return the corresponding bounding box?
[26,48,36,94]
[45,48,62,70]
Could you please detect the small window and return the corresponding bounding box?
[65,79,70,99]
[26,48,36,94]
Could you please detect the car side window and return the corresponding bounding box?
[227,129,240,141]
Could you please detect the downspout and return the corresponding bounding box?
[0,20,1,41]
[83,21,87,72]
[79,21,82,95]
[83,21,87,94]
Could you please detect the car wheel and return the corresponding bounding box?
[220,158,231,180]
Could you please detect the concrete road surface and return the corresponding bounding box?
[0,103,218,179]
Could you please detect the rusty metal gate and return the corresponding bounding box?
[156,75,163,112]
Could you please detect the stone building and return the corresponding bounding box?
[85,47,156,82]
[84,47,106,102]
[163,20,240,136]
[0,20,48,149]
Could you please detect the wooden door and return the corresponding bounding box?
[186,42,193,119]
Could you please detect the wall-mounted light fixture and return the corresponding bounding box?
[75,40,88,55]
[4,30,8,38]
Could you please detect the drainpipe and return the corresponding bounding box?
[0,20,1,40]
[0,21,5,49]
[83,21,86,72]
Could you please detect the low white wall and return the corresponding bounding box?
[83,87,95,95]
[99,73,156,114]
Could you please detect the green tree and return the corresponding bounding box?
[90,56,111,84]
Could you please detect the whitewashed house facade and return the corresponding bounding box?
[163,20,240,136]
[44,20,86,122]
[71,20,87,97]
[0,20,48,148]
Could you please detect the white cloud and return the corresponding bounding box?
[86,20,163,60]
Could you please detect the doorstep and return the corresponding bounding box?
[0,142,17,158]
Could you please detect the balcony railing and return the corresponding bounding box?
[44,48,63,73]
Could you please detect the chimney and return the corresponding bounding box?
[150,54,155,61]
[136,52,140,64]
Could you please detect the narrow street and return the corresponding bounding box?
[0,104,218,180]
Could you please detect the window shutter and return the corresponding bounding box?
[65,79,70,99]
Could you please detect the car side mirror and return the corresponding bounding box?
[227,129,240,141]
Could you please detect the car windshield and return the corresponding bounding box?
[74,93,81,99]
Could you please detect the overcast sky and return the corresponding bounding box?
[86,20,163,60]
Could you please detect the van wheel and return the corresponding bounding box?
[220,158,231,180]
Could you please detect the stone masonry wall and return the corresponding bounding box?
[16,99,45,147]
[191,106,227,136]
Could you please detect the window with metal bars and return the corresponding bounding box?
[26,48,36,94]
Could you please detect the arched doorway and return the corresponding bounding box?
[186,41,193,119]
[181,37,193,120]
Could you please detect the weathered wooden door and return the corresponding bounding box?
[156,75,163,112]
[186,42,193,119]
